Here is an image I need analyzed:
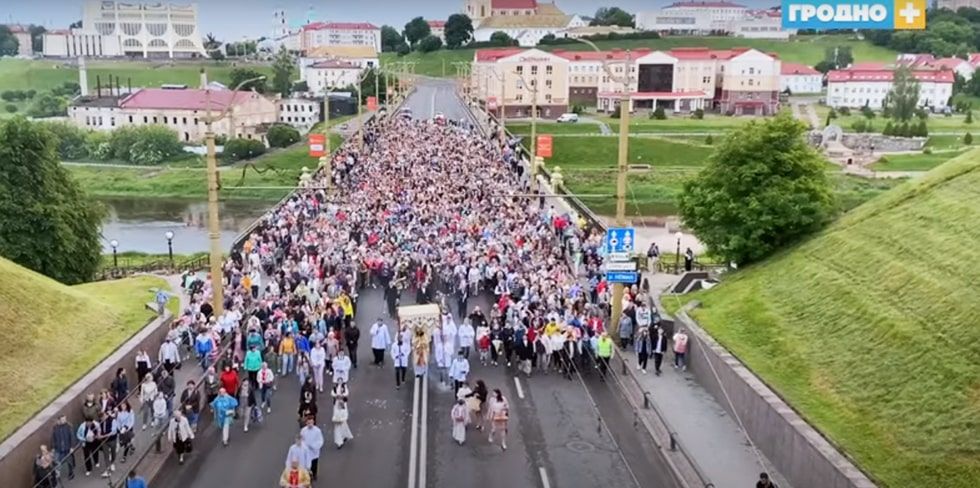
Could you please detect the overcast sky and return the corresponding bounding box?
[3,0,777,39]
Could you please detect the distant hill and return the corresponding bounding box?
[0,256,171,441]
[685,148,980,487]
[380,34,898,77]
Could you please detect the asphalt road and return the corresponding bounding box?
[154,80,681,488]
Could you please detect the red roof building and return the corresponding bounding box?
[427,20,447,28]
[120,88,258,111]
[303,22,379,31]
[827,69,954,83]
[827,66,954,109]
[781,62,820,76]
[474,48,525,62]
[492,0,538,9]
[665,1,746,8]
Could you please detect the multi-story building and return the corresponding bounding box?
[471,48,570,118]
[827,67,954,110]
[4,25,34,56]
[898,53,977,80]
[300,46,378,70]
[780,62,822,93]
[468,0,586,47]
[302,60,363,95]
[69,86,278,142]
[300,22,381,53]
[427,20,447,42]
[278,96,321,132]
[556,48,642,105]
[636,3,794,39]
[43,0,206,58]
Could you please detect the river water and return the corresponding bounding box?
[99,197,270,254]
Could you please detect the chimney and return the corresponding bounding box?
[96,75,102,97]
[78,56,89,96]
[200,68,208,89]
[128,77,132,95]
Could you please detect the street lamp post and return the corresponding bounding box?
[674,232,683,275]
[165,231,174,265]
[513,70,538,192]
[110,239,119,269]
[203,72,266,317]
[572,37,633,344]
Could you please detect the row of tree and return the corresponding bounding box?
[864,7,980,57]
[0,24,46,55]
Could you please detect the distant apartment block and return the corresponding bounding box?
[636,2,796,39]
[827,66,953,109]
[780,63,823,93]
[300,22,381,53]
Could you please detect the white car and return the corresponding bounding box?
[557,113,579,123]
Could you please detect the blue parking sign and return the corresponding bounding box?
[605,227,636,255]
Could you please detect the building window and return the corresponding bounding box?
[153,116,158,123]
[545,94,552,103]
[545,79,552,88]
[85,116,91,126]
[516,65,523,75]
[531,65,538,75]
[183,117,188,124]
[546,65,553,75]
[129,115,133,123]
[163,116,168,123]
[144,116,148,123]
[749,67,755,75]
[110,117,115,127]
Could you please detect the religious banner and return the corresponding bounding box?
[536,134,553,158]
[398,304,441,375]
[308,133,326,158]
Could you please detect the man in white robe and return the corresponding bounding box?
[332,349,352,384]
[300,417,324,481]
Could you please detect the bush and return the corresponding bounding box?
[1,90,24,102]
[86,131,113,160]
[417,35,443,53]
[882,121,894,136]
[4,104,16,113]
[50,82,80,98]
[43,121,90,160]
[705,134,714,145]
[214,134,228,146]
[25,89,36,99]
[966,111,973,124]
[923,147,932,154]
[964,132,973,145]
[860,106,875,119]
[915,108,928,120]
[266,123,301,148]
[837,106,851,116]
[609,104,621,119]
[108,125,183,165]
[851,119,870,133]
[396,43,411,56]
[692,108,704,120]
[223,138,266,162]
[27,93,67,118]
[650,107,667,120]
[914,120,928,137]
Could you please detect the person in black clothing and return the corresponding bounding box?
[756,472,778,488]
[344,324,360,369]
[684,248,694,273]
[298,382,318,425]
[180,381,202,431]
[500,325,515,367]
[110,368,129,403]
[468,308,487,330]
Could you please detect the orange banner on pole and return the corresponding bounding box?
[367,96,378,111]
[536,134,553,158]
[308,133,326,158]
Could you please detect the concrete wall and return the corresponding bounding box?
[0,306,174,488]
[674,306,878,488]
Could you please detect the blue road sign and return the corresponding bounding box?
[606,271,638,284]
[605,227,636,256]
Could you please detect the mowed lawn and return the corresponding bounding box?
[0,58,273,92]
[543,135,714,169]
[684,149,980,487]
[381,35,896,77]
[870,150,967,172]
[0,257,174,441]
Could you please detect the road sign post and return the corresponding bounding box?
[604,227,636,260]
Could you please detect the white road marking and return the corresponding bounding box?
[514,376,525,399]
[539,467,551,488]
[419,374,429,488]
[407,377,420,488]
[430,89,437,119]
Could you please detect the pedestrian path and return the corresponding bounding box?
[66,274,195,488]
[622,272,790,487]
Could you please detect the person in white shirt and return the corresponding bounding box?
[139,374,158,430]
[369,319,391,367]
[158,338,180,375]
[448,351,470,395]
[309,342,327,393]
[457,320,475,359]
[284,435,309,471]
[332,349,352,384]
[299,416,324,480]
[390,338,411,389]
[257,363,275,412]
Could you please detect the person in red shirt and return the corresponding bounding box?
[220,365,240,398]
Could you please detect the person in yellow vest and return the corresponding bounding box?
[596,332,614,379]
[242,274,252,295]
[544,320,560,337]
[338,293,354,328]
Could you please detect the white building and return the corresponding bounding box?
[733,11,794,39]
[636,3,794,39]
[278,97,321,132]
[43,0,206,58]
[302,60,363,95]
[4,25,34,56]
[898,53,977,81]
[780,62,822,94]
[470,1,586,47]
[300,22,381,53]
[827,67,954,110]
[427,20,447,42]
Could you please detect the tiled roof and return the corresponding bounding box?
[665,1,747,8]
[781,62,820,76]
[71,95,124,108]
[305,45,377,58]
[554,48,651,61]
[492,0,537,8]
[667,47,742,60]
[474,48,525,62]
[120,88,261,111]
[310,60,360,69]
[4,24,28,33]
[303,21,379,31]
[827,69,954,83]
[969,53,980,67]
[478,2,570,28]
[427,20,446,28]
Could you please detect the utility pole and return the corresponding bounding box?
[609,49,633,344]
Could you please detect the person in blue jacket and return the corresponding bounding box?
[210,388,239,446]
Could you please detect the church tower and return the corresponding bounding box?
[464,0,492,25]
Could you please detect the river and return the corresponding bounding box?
[99,197,270,254]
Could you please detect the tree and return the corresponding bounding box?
[590,7,635,27]
[43,121,89,160]
[883,67,920,123]
[489,31,517,47]
[28,93,67,118]
[692,108,704,120]
[4,104,16,113]
[823,46,853,70]
[0,117,103,284]
[271,46,295,97]
[0,26,19,56]
[266,124,301,148]
[222,138,266,162]
[29,25,46,53]
[396,43,411,56]
[204,32,223,59]
[357,68,389,104]
[418,35,443,53]
[69,20,82,29]
[444,14,474,49]
[650,107,666,120]
[967,110,974,124]
[964,132,973,144]
[679,114,834,266]
[230,68,268,93]
[404,17,431,47]
[381,25,405,52]
[107,125,182,164]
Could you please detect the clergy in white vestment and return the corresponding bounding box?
[332,398,354,448]
[300,417,325,480]
[332,349,352,384]
[451,398,468,445]
[285,435,309,470]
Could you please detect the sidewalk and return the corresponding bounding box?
[68,275,194,488]
[622,272,790,487]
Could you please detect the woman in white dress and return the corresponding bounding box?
[332,398,354,448]
[451,398,468,445]
[486,389,510,451]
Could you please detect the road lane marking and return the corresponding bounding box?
[408,377,420,488]
[430,90,436,119]
[420,374,429,488]
[514,376,525,399]
[539,467,551,488]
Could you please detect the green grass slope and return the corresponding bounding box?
[687,149,980,487]
[0,257,172,441]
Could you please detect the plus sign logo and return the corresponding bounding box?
[894,0,926,30]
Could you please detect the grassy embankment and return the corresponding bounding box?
[677,149,980,487]
[504,126,903,216]
[813,105,980,134]
[870,149,969,172]
[0,256,176,441]
[381,34,898,77]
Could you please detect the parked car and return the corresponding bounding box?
[557,113,579,123]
